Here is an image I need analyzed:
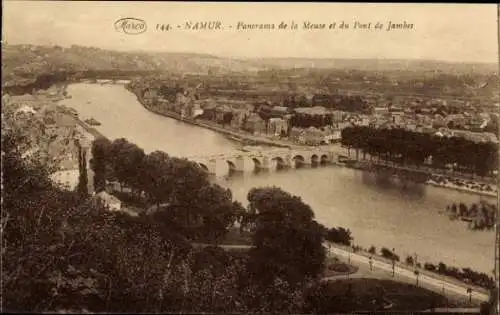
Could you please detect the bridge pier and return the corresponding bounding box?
[208,159,217,174]
[260,157,271,170]
[234,156,245,173]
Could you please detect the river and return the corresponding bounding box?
[61,83,496,274]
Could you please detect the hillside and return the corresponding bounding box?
[1,44,264,86]
[248,57,498,75]
[2,44,497,94]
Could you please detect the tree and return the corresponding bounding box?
[90,137,111,192]
[303,280,359,313]
[76,140,89,198]
[437,262,447,274]
[325,227,353,246]
[406,255,414,266]
[368,246,376,255]
[108,138,146,192]
[246,187,326,287]
[466,287,472,304]
[414,270,420,286]
[196,184,238,243]
[380,247,399,262]
[141,151,173,208]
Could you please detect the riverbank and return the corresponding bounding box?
[340,159,497,198]
[127,87,297,149]
[426,179,496,198]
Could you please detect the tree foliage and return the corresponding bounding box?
[246,187,326,287]
[90,137,111,192]
[341,126,498,177]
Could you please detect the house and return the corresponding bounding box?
[432,114,446,128]
[50,169,80,191]
[143,88,158,100]
[11,93,38,103]
[15,105,37,116]
[94,191,122,211]
[214,105,233,123]
[294,106,328,116]
[200,104,217,120]
[270,106,289,117]
[192,106,204,118]
[268,117,288,136]
[293,127,325,145]
[468,116,488,131]
[230,110,249,129]
[445,114,466,128]
[243,113,266,135]
[372,107,389,116]
[390,111,404,124]
[482,132,499,143]
[324,131,341,144]
[180,104,194,118]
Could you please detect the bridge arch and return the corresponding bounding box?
[252,157,262,170]
[320,154,329,165]
[311,154,319,167]
[272,156,288,170]
[199,163,209,172]
[226,160,237,173]
[292,155,306,169]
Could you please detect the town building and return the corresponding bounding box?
[94,191,122,212]
[372,106,389,116]
[268,117,288,136]
[242,113,266,135]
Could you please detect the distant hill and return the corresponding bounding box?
[246,57,497,75]
[1,44,264,86]
[2,44,497,88]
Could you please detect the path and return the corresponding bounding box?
[327,245,489,303]
[193,243,490,303]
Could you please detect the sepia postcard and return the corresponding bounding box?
[1,1,499,314]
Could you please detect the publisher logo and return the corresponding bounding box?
[114,17,147,35]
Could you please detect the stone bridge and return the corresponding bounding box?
[187,148,340,175]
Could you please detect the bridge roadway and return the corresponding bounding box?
[186,148,340,175]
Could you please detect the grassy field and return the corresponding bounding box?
[324,256,359,277]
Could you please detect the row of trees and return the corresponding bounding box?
[324,227,353,246]
[90,137,243,243]
[289,113,336,129]
[341,126,498,177]
[365,245,495,290]
[421,262,495,289]
[312,94,370,113]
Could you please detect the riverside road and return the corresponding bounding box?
[198,243,490,303]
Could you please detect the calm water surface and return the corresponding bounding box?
[62,83,496,274]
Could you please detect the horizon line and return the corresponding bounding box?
[3,42,498,67]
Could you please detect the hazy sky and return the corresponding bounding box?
[3,1,499,63]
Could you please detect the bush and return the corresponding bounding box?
[368,246,376,254]
[424,263,436,272]
[405,255,414,266]
[325,227,353,246]
[380,247,399,262]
